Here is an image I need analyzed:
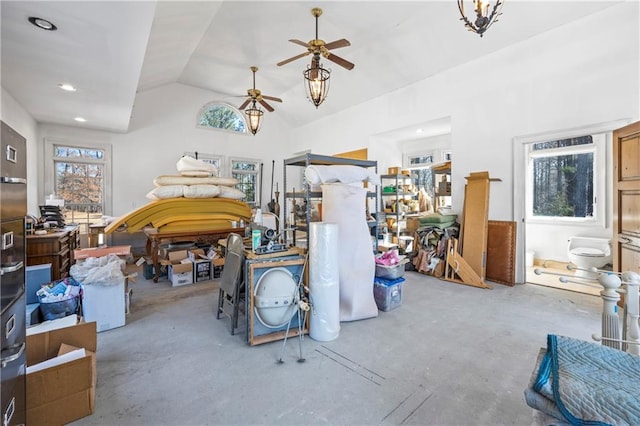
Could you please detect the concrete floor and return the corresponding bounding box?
[70,268,602,426]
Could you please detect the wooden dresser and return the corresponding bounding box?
[26,226,80,281]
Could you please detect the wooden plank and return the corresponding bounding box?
[461,172,491,280]
[444,238,491,289]
[485,220,517,286]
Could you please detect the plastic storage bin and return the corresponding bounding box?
[373,276,404,311]
[375,262,406,280]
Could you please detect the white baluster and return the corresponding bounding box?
[622,271,640,355]
[598,273,622,350]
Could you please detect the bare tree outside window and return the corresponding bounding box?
[53,145,106,232]
[530,136,595,219]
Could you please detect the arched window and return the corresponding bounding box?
[197,102,247,133]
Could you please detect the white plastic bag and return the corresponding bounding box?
[70,253,125,286]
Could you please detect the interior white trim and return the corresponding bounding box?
[512,119,630,283]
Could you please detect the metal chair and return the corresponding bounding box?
[216,233,245,334]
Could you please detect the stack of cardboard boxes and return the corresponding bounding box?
[160,247,224,287]
[26,317,97,424]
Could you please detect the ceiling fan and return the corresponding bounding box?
[277,7,354,71]
[237,66,282,112]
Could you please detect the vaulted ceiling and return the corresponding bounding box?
[1,1,622,134]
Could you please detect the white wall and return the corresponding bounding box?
[7,3,639,269]
[1,87,40,214]
[291,3,639,269]
[38,83,294,217]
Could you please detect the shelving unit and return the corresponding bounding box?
[379,174,417,245]
[283,153,378,249]
[432,161,452,211]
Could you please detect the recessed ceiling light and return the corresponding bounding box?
[58,83,76,92]
[416,128,424,134]
[74,117,87,123]
[28,16,57,31]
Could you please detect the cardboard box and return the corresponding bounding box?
[168,262,193,286]
[188,248,206,261]
[388,166,400,175]
[193,259,212,282]
[26,321,97,425]
[82,279,126,332]
[161,250,194,286]
[406,217,421,234]
[74,245,131,260]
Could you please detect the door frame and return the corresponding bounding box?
[612,120,640,272]
[512,119,630,283]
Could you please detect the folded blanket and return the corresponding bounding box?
[305,165,380,186]
[525,334,640,425]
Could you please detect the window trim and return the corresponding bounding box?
[43,137,112,230]
[525,133,605,226]
[196,101,249,134]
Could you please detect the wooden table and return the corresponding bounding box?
[144,227,244,282]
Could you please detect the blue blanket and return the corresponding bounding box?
[524,335,640,425]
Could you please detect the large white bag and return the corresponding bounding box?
[321,183,378,322]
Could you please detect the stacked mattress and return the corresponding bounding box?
[105,156,252,234]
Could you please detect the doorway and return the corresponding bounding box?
[513,120,629,294]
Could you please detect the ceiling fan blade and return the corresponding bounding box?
[277,51,310,67]
[324,38,351,50]
[262,95,283,103]
[259,100,275,112]
[239,98,251,110]
[288,39,310,48]
[325,53,355,70]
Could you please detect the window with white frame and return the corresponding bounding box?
[44,139,111,234]
[182,152,223,176]
[527,133,605,223]
[404,152,435,199]
[197,102,248,134]
[230,158,260,206]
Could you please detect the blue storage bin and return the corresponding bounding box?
[373,276,404,311]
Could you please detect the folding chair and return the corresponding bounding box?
[216,233,245,334]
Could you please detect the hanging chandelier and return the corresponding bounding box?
[303,54,331,108]
[457,0,504,37]
[245,100,263,135]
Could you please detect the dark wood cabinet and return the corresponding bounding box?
[26,226,79,281]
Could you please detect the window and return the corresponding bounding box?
[197,102,248,134]
[183,152,223,176]
[230,158,260,205]
[527,134,604,223]
[404,152,435,199]
[45,139,111,234]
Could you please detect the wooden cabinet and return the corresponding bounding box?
[26,226,79,281]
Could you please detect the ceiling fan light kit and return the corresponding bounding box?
[277,7,354,108]
[304,58,330,108]
[457,0,504,37]
[237,66,282,135]
[245,100,264,135]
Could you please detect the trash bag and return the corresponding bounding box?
[38,277,82,321]
[70,253,124,286]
